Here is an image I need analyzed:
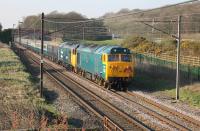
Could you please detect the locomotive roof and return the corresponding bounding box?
[59,41,79,48]
[77,43,130,54]
[77,43,102,52]
[60,41,131,54]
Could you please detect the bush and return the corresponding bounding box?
[0,29,12,44]
[181,40,200,56]
[122,36,149,48]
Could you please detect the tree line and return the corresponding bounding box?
[0,23,12,44]
[21,11,112,41]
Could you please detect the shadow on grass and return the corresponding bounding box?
[128,73,176,92]
[43,87,59,104]
[18,53,40,83]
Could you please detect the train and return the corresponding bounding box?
[20,39,134,91]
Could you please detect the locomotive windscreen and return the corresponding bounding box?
[110,48,131,54]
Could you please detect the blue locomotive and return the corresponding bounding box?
[21,39,134,90]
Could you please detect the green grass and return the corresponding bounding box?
[81,39,123,45]
[0,47,59,123]
[0,48,35,101]
[167,88,200,107]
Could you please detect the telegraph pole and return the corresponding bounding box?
[12,24,15,46]
[176,15,181,100]
[18,21,23,45]
[18,24,21,45]
[138,18,182,100]
[40,12,44,98]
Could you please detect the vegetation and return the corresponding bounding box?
[21,11,111,41]
[122,36,200,56]
[122,36,175,55]
[0,29,12,44]
[0,47,63,130]
[22,11,87,29]
[0,23,2,32]
[167,85,200,107]
[0,47,38,129]
[131,74,200,107]
[181,40,200,56]
[79,35,200,57]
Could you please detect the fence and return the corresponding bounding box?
[140,52,200,66]
[134,52,200,84]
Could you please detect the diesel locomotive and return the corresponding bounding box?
[20,39,134,91]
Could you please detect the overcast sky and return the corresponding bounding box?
[0,0,187,29]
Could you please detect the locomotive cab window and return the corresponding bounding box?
[121,54,132,62]
[108,54,120,62]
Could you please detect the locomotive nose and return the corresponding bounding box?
[108,63,133,77]
[124,66,132,73]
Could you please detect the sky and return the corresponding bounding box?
[0,0,187,29]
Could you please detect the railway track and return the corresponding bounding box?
[124,91,200,130]
[20,48,151,131]
[64,72,195,130]
[50,61,199,130]
[16,45,200,130]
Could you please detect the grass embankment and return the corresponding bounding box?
[0,46,58,129]
[132,75,200,107]
[167,84,200,107]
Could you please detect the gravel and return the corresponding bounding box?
[61,71,177,130]
[43,74,103,129]
[24,51,103,130]
[132,90,200,122]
